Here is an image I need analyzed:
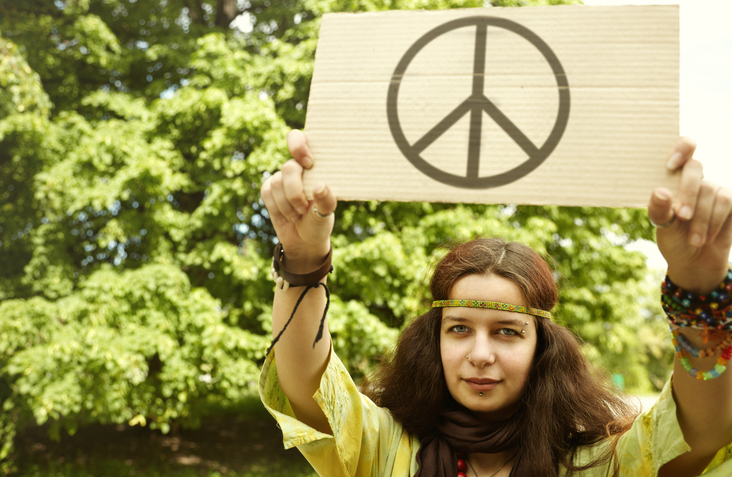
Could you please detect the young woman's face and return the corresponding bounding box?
[440,273,538,420]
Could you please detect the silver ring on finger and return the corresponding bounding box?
[651,213,676,229]
[313,206,332,219]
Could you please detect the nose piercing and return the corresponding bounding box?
[521,330,525,334]
[525,322,529,326]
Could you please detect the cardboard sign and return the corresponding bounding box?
[302,5,679,207]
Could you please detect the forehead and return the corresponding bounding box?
[443,274,533,325]
[448,274,527,306]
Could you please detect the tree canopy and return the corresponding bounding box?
[0,0,671,467]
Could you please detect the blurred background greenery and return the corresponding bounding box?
[0,0,670,474]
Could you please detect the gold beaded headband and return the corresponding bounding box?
[432,299,552,320]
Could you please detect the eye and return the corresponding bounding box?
[450,325,469,334]
[498,328,519,336]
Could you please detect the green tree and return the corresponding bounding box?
[0,0,670,469]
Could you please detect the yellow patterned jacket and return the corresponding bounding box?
[259,347,732,476]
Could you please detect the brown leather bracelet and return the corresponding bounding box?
[272,243,333,287]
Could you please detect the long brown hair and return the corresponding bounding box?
[361,238,638,476]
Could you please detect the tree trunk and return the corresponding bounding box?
[215,0,236,28]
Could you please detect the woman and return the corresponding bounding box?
[259,131,732,476]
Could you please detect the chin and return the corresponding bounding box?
[460,395,521,420]
[473,403,520,421]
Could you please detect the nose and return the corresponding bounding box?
[467,335,496,368]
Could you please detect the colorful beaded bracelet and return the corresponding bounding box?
[672,326,732,359]
[661,264,732,331]
[671,327,732,380]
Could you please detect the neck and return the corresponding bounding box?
[468,448,517,476]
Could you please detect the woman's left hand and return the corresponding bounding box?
[647,137,732,293]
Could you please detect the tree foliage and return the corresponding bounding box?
[0,0,670,467]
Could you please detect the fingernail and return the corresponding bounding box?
[653,190,669,202]
[666,152,683,170]
[297,206,307,215]
[690,233,703,247]
[678,205,692,220]
[303,156,313,169]
[314,183,326,197]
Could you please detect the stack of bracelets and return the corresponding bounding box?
[662,263,732,380]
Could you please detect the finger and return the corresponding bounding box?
[261,175,289,226]
[666,136,697,171]
[286,130,314,170]
[281,160,308,215]
[708,187,732,245]
[648,187,676,229]
[716,212,732,252]
[311,183,337,218]
[269,172,300,223]
[675,158,703,221]
[687,181,717,247]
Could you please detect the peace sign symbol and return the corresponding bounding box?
[387,16,570,189]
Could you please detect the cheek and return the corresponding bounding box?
[506,346,535,381]
[440,340,466,370]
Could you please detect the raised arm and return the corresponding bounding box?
[260,130,337,434]
[648,138,732,477]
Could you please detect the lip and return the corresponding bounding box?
[464,378,501,391]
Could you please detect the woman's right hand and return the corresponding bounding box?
[261,130,336,273]
[262,131,335,435]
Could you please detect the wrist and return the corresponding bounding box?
[661,264,732,332]
[667,264,730,294]
[272,242,333,287]
[280,242,331,274]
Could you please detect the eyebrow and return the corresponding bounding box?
[442,315,526,327]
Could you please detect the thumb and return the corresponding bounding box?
[648,188,676,229]
[311,183,337,217]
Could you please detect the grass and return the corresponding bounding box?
[16,462,317,477]
[11,397,317,477]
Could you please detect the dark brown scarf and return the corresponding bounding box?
[415,406,526,477]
